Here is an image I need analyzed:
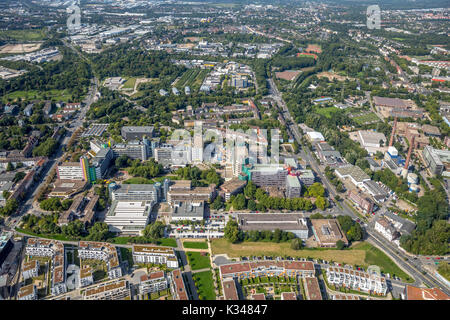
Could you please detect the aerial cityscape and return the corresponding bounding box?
[0,0,449,306]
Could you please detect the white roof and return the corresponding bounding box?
[306,131,325,141]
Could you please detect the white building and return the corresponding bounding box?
[17,284,37,300]
[132,245,179,268]
[326,266,387,295]
[105,201,154,235]
[306,131,325,142]
[79,266,94,288]
[83,279,130,300]
[138,271,168,295]
[57,162,84,180]
[78,241,122,279]
[374,217,399,242]
[22,260,39,280]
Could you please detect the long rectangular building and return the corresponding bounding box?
[170,269,188,300]
[237,213,309,239]
[219,260,315,280]
[132,245,179,268]
[326,266,387,295]
[83,279,131,300]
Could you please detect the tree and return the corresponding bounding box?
[86,222,110,241]
[115,155,130,168]
[0,198,19,216]
[315,196,329,210]
[336,240,345,250]
[307,183,325,198]
[290,238,303,250]
[211,196,224,210]
[247,199,257,211]
[224,219,240,243]
[61,220,84,237]
[347,224,363,241]
[244,181,257,200]
[232,194,246,210]
[6,162,14,172]
[39,198,62,212]
[13,171,26,183]
[144,221,166,239]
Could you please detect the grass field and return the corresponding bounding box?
[176,69,201,88]
[191,69,210,91]
[211,239,413,282]
[2,89,74,103]
[121,77,137,89]
[352,242,413,282]
[315,106,340,119]
[192,270,216,300]
[186,252,211,270]
[183,241,208,250]
[211,238,366,265]
[0,29,47,41]
[353,112,380,125]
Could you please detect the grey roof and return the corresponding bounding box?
[121,126,154,134]
[114,184,157,193]
[363,180,389,199]
[172,202,204,218]
[237,213,308,231]
[383,211,416,235]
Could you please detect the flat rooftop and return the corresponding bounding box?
[237,213,308,231]
[310,219,348,245]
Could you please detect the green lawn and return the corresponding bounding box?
[2,89,75,103]
[192,270,216,300]
[120,248,133,266]
[0,29,47,41]
[186,252,211,270]
[352,242,413,283]
[353,112,380,125]
[157,238,177,247]
[315,106,339,119]
[122,77,137,89]
[183,241,208,249]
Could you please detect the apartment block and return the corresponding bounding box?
[169,269,188,300]
[138,271,168,295]
[219,260,315,280]
[78,241,122,279]
[327,266,387,295]
[83,279,131,300]
[22,260,39,280]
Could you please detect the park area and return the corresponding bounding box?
[1,89,75,103]
[192,270,216,300]
[211,239,412,282]
[186,251,211,270]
